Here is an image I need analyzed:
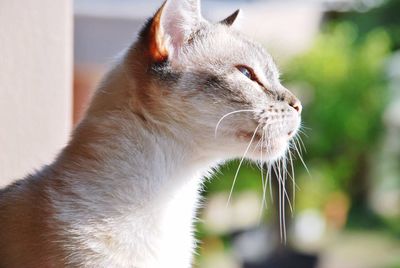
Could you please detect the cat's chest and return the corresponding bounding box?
[73,174,202,268]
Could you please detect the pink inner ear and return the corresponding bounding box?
[161,11,186,55]
[165,22,185,51]
[160,0,201,56]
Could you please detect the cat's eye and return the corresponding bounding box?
[236,65,254,81]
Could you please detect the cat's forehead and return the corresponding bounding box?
[189,24,279,77]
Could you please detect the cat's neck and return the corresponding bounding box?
[48,70,220,266]
[57,106,217,209]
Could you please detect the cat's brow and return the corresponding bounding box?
[245,41,278,80]
[264,67,276,82]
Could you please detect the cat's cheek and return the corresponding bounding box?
[285,116,301,139]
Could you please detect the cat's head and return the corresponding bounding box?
[125,0,302,162]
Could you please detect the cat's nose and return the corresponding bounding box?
[289,98,302,114]
[278,86,302,114]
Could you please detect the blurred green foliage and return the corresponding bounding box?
[337,0,400,50]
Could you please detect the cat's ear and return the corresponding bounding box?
[220,9,241,27]
[148,0,202,62]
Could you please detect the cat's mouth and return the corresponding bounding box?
[235,127,297,161]
[236,130,262,141]
[236,130,295,141]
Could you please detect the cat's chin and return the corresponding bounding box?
[251,137,289,162]
[234,129,292,161]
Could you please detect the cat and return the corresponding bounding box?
[0,0,302,267]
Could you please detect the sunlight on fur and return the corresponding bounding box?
[0,0,303,266]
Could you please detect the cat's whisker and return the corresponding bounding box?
[214,109,255,138]
[281,156,294,214]
[282,158,288,243]
[226,124,261,207]
[267,162,273,204]
[282,156,292,242]
[271,156,293,243]
[300,125,312,131]
[292,137,311,177]
[297,128,309,138]
[297,133,308,154]
[275,160,284,242]
[293,136,304,157]
[252,135,264,155]
[288,149,296,209]
[258,130,268,223]
[263,166,271,207]
[297,126,310,152]
[262,133,269,210]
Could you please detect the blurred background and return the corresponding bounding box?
[1,0,399,267]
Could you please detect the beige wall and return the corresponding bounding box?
[0,1,72,187]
